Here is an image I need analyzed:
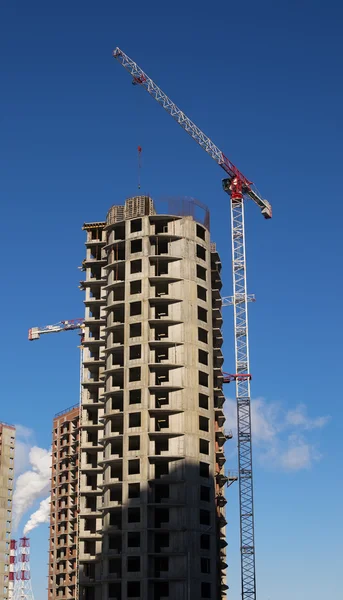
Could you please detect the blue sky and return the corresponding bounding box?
[1,0,342,598]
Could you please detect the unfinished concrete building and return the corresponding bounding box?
[0,422,15,600]
[79,196,229,600]
[48,405,80,600]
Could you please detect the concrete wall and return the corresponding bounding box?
[0,423,15,600]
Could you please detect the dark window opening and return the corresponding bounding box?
[197,265,207,282]
[130,219,142,233]
[155,484,169,503]
[129,389,141,405]
[198,306,207,322]
[128,508,140,523]
[196,244,206,261]
[200,485,210,502]
[128,459,140,475]
[129,436,140,451]
[128,483,140,499]
[200,534,210,550]
[128,532,140,548]
[127,581,140,597]
[129,367,141,382]
[200,509,210,526]
[196,224,206,241]
[130,259,142,274]
[199,371,209,387]
[201,582,211,598]
[131,239,142,253]
[155,438,168,455]
[130,302,142,317]
[130,345,142,360]
[155,282,169,296]
[130,280,142,295]
[199,439,209,455]
[130,322,142,338]
[155,415,169,431]
[199,393,209,409]
[201,558,211,574]
[155,462,169,479]
[155,533,169,552]
[198,349,208,365]
[199,416,209,432]
[200,462,209,478]
[197,285,207,302]
[129,413,141,428]
[198,327,208,344]
[127,556,140,572]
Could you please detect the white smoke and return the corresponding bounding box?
[23,496,50,534]
[13,446,51,529]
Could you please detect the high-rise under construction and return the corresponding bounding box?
[0,422,16,600]
[75,195,229,600]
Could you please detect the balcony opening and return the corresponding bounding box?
[128,532,140,548]
[129,436,140,451]
[153,324,169,340]
[128,459,140,475]
[131,239,142,253]
[130,219,142,233]
[127,556,140,572]
[129,413,141,428]
[200,485,210,502]
[130,322,142,338]
[155,416,169,431]
[154,557,169,577]
[199,462,209,478]
[155,220,169,235]
[155,507,169,528]
[155,532,169,552]
[130,280,142,295]
[128,508,140,523]
[114,224,125,240]
[155,348,168,363]
[199,439,209,455]
[154,282,169,297]
[155,462,169,479]
[199,416,209,432]
[128,483,140,499]
[155,305,169,319]
[155,438,168,455]
[129,389,141,405]
[154,260,168,276]
[155,484,169,503]
[110,488,122,504]
[154,392,169,408]
[129,345,142,360]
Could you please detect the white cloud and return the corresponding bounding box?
[224,398,329,472]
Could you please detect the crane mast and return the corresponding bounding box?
[113,47,272,600]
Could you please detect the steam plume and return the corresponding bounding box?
[13,446,51,529]
[23,496,50,534]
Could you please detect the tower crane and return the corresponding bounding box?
[113,47,272,600]
[28,319,84,341]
